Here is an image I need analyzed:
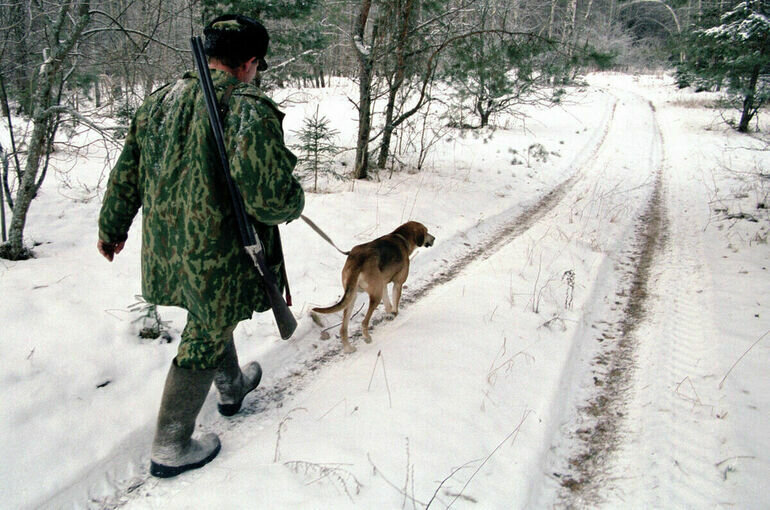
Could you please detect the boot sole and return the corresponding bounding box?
[150,442,222,478]
[218,365,263,417]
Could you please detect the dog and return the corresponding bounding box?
[313,221,435,353]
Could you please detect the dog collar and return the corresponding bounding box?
[393,233,409,245]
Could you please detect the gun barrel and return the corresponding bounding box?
[190,36,296,340]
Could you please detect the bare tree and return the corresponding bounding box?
[1,0,92,260]
[351,0,378,179]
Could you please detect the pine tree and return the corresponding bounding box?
[678,1,770,132]
[294,106,341,192]
[443,32,545,128]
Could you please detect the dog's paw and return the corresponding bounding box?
[385,314,396,322]
[343,343,357,353]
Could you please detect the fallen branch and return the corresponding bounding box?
[719,329,769,389]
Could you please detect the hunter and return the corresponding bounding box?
[97,14,304,477]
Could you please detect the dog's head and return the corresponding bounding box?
[397,221,435,248]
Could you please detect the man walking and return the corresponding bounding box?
[98,14,304,478]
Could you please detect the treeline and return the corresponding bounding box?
[0,0,768,260]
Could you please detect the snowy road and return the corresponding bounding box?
[118,84,670,507]
[11,75,768,509]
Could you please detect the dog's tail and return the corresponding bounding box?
[312,266,361,314]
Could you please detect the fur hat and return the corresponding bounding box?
[204,14,269,71]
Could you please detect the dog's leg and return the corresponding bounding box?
[361,290,382,343]
[382,283,394,316]
[340,298,356,353]
[392,281,403,316]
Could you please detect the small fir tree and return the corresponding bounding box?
[294,106,341,192]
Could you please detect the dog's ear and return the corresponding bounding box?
[416,231,425,246]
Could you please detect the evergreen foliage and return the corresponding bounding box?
[443,32,547,128]
[201,0,329,87]
[293,106,341,192]
[677,1,770,132]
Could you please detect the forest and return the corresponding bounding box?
[1,0,768,260]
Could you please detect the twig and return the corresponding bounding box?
[719,329,770,389]
[285,460,362,502]
[532,253,543,313]
[317,398,347,421]
[715,455,755,468]
[674,376,702,405]
[367,454,428,507]
[402,438,411,510]
[274,408,308,462]
[447,410,532,508]
[367,350,393,408]
[322,302,366,333]
[425,459,480,508]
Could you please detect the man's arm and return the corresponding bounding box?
[98,113,143,259]
[227,98,305,225]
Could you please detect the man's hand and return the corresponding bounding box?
[98,240,125,262]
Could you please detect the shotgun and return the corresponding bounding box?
[190,36,296,340]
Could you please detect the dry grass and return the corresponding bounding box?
[667,97,723,109]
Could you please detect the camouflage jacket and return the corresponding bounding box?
[99,69,305,329]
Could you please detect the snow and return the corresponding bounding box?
[1,72,768,509]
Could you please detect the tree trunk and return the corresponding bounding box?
[354,61,374,180]
[548,0,557,39]
[353,0,375,180]
[477,97,492,128]
[1,0,91,260]
[563,0,578,51]
[0,72,20,209]
[4,108,49,259]
[480,111,491,128]
[738,64,761,133]
[609,0,615,31]
[376,0,415,170]
[377,95,397,169]
[0,145,6,243]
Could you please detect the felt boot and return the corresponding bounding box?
[214,340,262,416]
[150,360,221,478]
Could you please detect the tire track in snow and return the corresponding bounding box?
[48,93,620,510]
[404,96,618,306]
[552,97,668,507]
[601,112,725,507]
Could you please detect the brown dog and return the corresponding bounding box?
[313,221,435,353]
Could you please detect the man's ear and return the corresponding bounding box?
[237,57,258,72]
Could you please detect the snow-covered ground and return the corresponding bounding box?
[1,73,768,509]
